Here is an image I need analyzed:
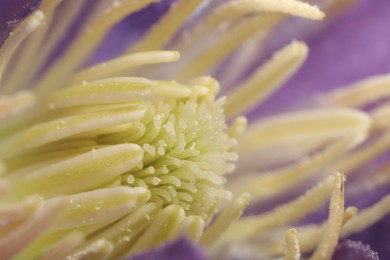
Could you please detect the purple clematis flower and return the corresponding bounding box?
[1,0,390,259]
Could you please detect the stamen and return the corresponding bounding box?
[227,116,248,140]
[0,91,36,121]
[284,228,300,260]
[324,74,390,108]
[341,193,390,238]
[224,41,308,118]
[13,144,144,198]
[240,108,370,152]
[230,135,363,203]
[334,130,390,175]
[68,239,114,260]
[371,102,390,130]
[129,0,204,52]
[35,0,158,94]
[129,205,185,254]
[68,51,180,84]
[2,0,63,94]
[201,193,250,246]
[46,186,151,229]
[173,14,282,80]
[205,0,325,26]
[0,198,65,260]
[172,0,324,54]
[0,105,146,158]
[310,172,345,260]
[218,174,338,245]
[268,207,357,256]
[27,0,89,90]
[41,232,85,260]
[0,196,41,236]
[181,215,205,243]
[48,77,152,109]
[0,11,44,85]
[82,202,159,258]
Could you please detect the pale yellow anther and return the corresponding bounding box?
[0,91,36,121]
[46,186,151,229]
[2,0,63,93]
[129,0,204,52]
[68,239,114,260]
[241,108,370,152]
[182,216,205,243]
[6,0,87,94]
[227,117,248,139]
[210,0,325,25]
[35,0,158,94]
[324,74,390,108]
[0,105,146,158]
[334,130,390,175]
[310,172,344,260]
[270,207,357,256]
[68,51,180,84]
[174,14,282,80]
[41,232,85,260]
[201,193,250,246]
[284,228,300,260]
[15,144,144,198]
[48,77,152,109]
[172,0,324,54]
[152,80,192,98]
[231,135,362,203]
[188,76,221,98]
[0,11,44,85]
[341,194,390,238]
[371,102,390,130]
[224,41,308,118]
[0,198,65,260]
[219,174,336,245]
[130,205,185,254]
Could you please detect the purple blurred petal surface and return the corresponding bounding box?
[128,238,207,260]
[333,240,379,260]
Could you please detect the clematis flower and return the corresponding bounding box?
[0,0,389,259]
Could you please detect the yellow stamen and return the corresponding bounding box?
[240,108,370,152]
[0,91,36,121]
[310,172,344,260]
[41,232,85,260]
[2,0,62,94]
[324,74,390,107]
[35,0,158,94]
[201,193,250,246]
[0,11,44,84]
[230,135,363,203]
[224,41,308,118]
[68,51,180,84]
[173,14,282,80]
[218,174,338,245]
[129,0,204,52]
[283,228,300,260]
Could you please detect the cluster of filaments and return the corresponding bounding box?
[1,0,390,260]
[0,75,237,259]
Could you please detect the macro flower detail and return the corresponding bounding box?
[0,0,389,259]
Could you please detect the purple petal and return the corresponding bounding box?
[0,0,42,44]
[127,238,207,260]
[333,240,379,260]
[348,214,390,259]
